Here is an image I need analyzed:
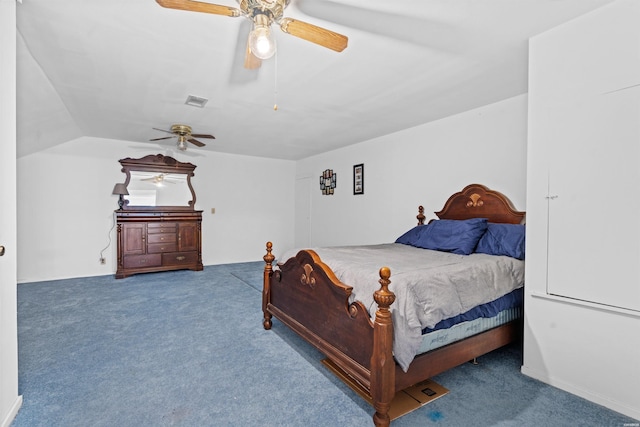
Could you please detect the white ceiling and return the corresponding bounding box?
[16,0,616,160]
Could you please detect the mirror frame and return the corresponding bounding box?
[119,154,197,211]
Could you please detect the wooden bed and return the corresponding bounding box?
[261,184,525,427]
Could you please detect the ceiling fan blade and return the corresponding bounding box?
[229,19,261,83]
[155,0,241,17]
[296,1,468,54]
[152,127,175,134]
[190,133,216,139]
[244,39,262,70]
[187,138,206,147]
[280,18,348,52]
[149,136,176,141]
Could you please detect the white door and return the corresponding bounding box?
[0,0,21,421]
[546,89,640,312]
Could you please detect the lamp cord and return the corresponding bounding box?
[99,211,116,262]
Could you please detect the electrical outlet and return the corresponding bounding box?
[99,257,106,264]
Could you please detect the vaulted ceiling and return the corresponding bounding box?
[16,0,616,159]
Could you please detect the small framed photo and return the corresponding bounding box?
[353,164,364,195]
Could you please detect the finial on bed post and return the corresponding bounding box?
[263,242,275,330]
[417,205,426,225]
[371,267,396,427]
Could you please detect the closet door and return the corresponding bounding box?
[546,88,640,312]
[538,2,640,312]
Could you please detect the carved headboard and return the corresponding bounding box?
[417,184,525,225]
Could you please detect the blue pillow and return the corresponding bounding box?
[414,218,488,255]
[395,225,429,246]
[475,223,526,260]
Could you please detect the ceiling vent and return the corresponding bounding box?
[185,95,208,108]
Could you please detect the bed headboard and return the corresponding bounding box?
[417,183,525,225]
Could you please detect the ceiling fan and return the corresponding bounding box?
[141,173,177,185]
[156,0,348,69]
[150,124,215,151]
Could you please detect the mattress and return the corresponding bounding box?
[417,305,522,355]
[423,287,523,333]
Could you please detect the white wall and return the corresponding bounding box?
[524,0,640,420]
[288,94,528,257]
[0,1,22,426]
[17,138,295,283]
[17,96,527,282]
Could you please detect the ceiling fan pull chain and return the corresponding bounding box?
[273,49,278,111]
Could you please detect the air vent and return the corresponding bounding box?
[185,95,208,108]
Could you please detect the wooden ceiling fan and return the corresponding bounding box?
[150,124,215,151]
[156,0,348,69]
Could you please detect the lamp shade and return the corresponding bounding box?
[112,183,129,195]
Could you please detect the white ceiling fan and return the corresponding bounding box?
[156,0,349,69]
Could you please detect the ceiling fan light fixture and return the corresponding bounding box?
[249,25,276,59]
[177,135,188,151]
[249,13,276,59]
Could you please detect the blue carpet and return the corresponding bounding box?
[13,262,636,426]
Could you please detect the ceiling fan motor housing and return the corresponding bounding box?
[240,0,289,22]
[170,124,192,136]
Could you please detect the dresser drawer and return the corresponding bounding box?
[147,243,178,254]
[147,222,177,233]
[123,254,162,269]
[162,251,198,267]
[147,233,177,244]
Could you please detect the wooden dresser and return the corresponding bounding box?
[114,154,204,279]
[115,210,203,279]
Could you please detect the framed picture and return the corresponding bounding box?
[320,169,337,195]
[353,163,364,195]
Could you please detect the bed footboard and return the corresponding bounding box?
[262,242,397,427]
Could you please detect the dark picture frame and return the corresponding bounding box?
[320,169,337,195]
[353,164,364,195]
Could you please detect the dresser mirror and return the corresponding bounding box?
[119,154,197,211]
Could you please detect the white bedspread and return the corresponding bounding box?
[277,243,524,371]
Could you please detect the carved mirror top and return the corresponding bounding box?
[119,154,197,210]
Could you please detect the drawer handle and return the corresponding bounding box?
[139,259,147,264]
[176,256,186,261]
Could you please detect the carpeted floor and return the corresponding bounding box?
[13,262,637,426]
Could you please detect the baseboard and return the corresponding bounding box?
[521,366,640,422]
[1,395,23,427]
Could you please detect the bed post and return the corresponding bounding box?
[417,205,426,225]
[370,267,396,427]
[262,241,275,330]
